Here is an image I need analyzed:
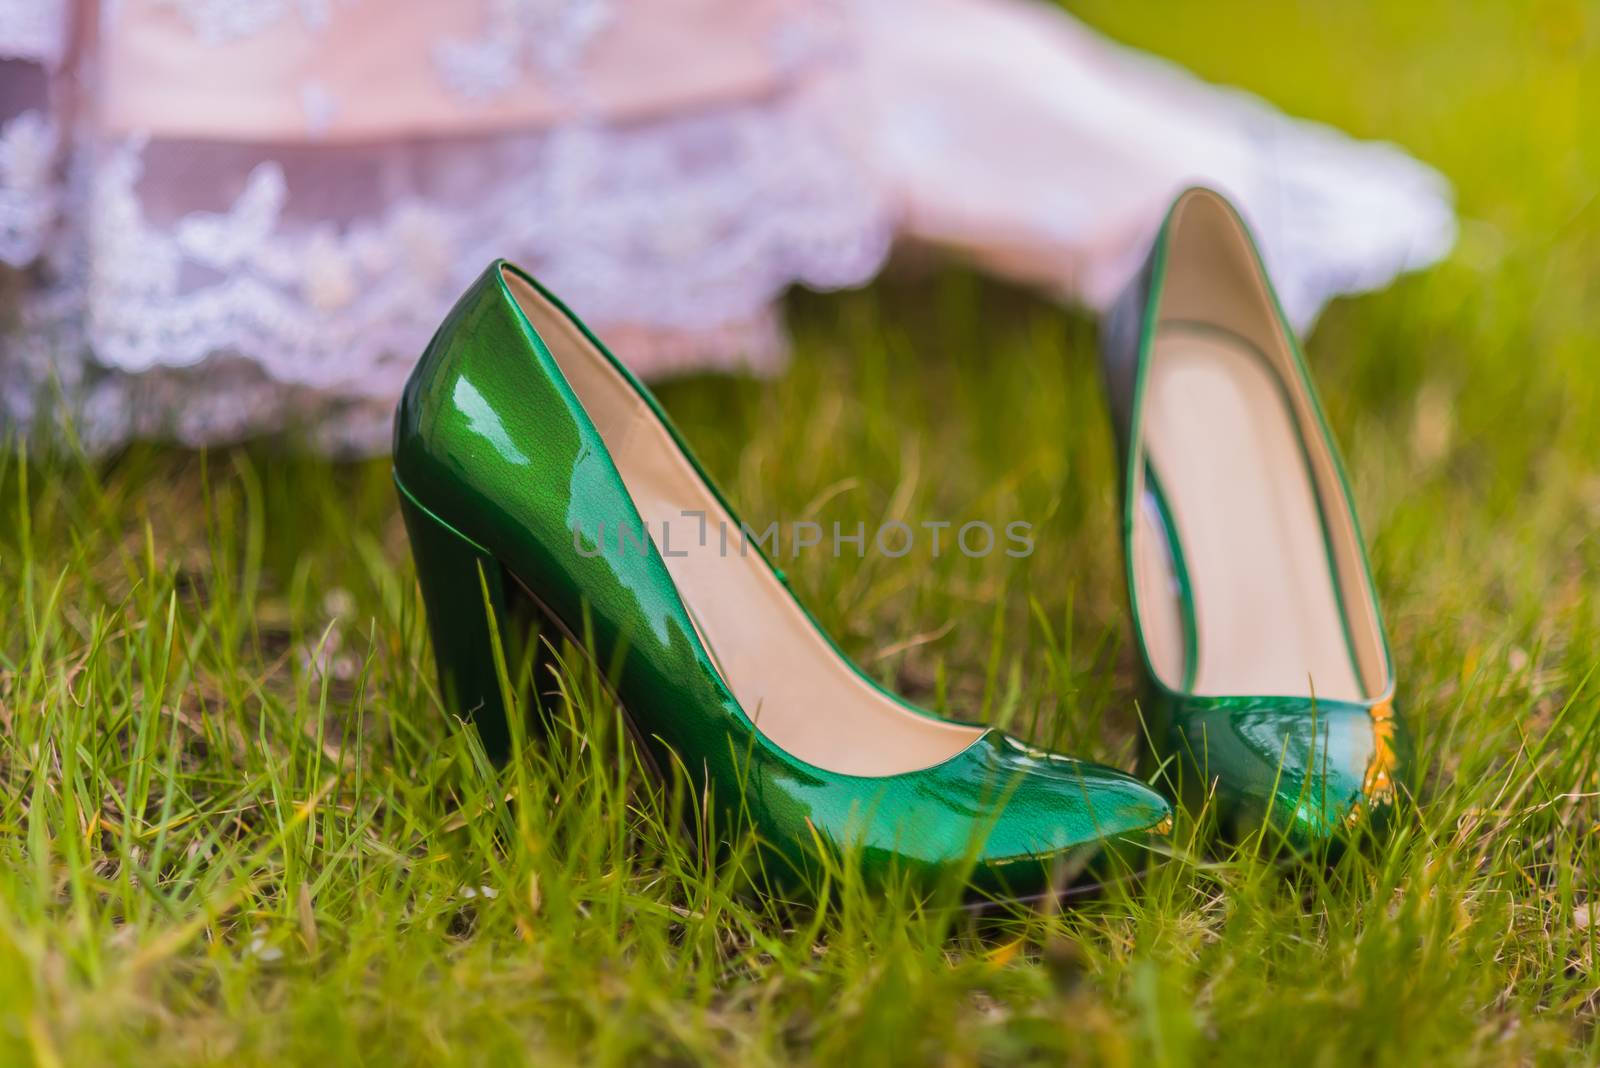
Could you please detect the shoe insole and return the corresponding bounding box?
[506,270,985,776]
[1136,326,1365,702]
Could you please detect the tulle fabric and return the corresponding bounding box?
[0,0,1453,453]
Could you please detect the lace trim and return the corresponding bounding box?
[5,97,894,449]
[64,97,890,390]
[0,109,58,264]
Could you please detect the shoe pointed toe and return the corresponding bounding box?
[957,734,1172,894]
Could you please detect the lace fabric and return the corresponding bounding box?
[0,108,55,263]
[8,99,889,451]
[0,0,1454,454]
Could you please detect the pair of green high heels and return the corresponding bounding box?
[394,188,1405,901]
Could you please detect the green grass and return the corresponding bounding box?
[3,2,1598,1063]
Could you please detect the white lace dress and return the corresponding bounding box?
[0,0,1454,453]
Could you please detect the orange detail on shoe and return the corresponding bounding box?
[1362,699,1399,807]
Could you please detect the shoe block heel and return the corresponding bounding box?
[397,483,519,761]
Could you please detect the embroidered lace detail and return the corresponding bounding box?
[0,109,57,264]
[5,97,893,451]
[434,0,615,99]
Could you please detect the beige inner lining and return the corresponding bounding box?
[1131,190,1386,702]
[504,270,984,776]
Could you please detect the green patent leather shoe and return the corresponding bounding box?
[1099,188,1404,847]
[394,261,1171,899]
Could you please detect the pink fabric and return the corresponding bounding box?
[851,0,1452,313]
[0,0,1453,452]
[102,0,810,139]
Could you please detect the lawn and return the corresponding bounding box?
[2,2,1597,1064]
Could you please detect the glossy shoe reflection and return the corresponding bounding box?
[395,261,1171,899]
[1099,188,1405,847]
